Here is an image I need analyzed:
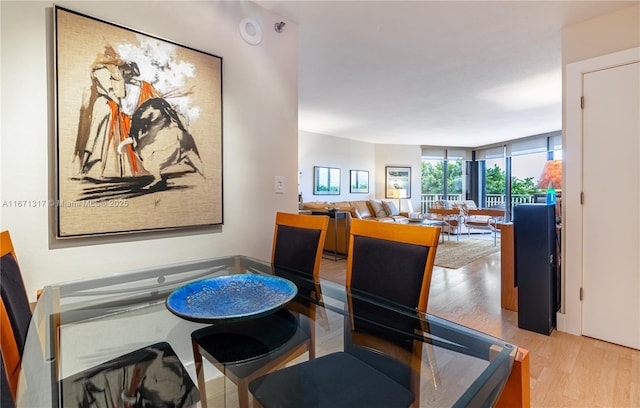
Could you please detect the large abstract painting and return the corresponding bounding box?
[55,7,222,237]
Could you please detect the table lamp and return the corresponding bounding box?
[392,188,407,212]
[537,160,562,205]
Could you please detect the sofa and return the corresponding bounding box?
[301,199,409,255]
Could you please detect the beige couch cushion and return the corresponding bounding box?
[382,200,399,216]
[369,200,387,218]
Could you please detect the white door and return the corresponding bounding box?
[581,61,640,349]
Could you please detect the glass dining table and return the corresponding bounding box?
[17,255,521,408]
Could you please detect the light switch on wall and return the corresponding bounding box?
[275,176,285,193]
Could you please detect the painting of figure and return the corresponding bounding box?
[55,7,222,237]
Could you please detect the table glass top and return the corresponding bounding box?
[18,255,516,408]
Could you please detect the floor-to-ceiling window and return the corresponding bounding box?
[447,152,465,202]
[475,145,506,208]
[421,158,444,211]
[485,156,506,208]
[474,131,562,219]
[421,149,467,212]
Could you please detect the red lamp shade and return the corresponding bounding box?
[537,160,563,190]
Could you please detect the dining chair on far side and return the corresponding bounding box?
[191,212,329,408]
[0,230,32,406]
[270,211,329,278]
[249,219,441,408]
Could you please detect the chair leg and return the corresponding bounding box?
[422,342,441,389]
[309,336,316,360]
[191,340,208,408]
[237,378,250,408]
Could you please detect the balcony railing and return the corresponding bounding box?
[419,194,534,213]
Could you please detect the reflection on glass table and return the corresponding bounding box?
[17,255,526,408]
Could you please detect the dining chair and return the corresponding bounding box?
[346,219,442,405]
[464,208,505,245]
[191,212,329,408]
[249,219,441,408]
[0,230,32,404]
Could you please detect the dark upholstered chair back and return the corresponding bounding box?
[346,219,440,313]
[350,236,428,308]
[272,212,329,279]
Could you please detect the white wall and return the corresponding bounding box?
[298,130,376,203]
[298,131,423,211]
[298,131,422,211]
[0,1,299,300]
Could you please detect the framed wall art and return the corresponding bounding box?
[313,166,340,195]
[349,170,369,193]
[385,166,411,199]
[54,7,222,237]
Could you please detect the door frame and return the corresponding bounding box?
[563,47,640,336]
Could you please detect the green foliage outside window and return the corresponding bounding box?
[422,162,537,196]
[485,164,537,195]
[485,164,504,194]
[421,161,462,194]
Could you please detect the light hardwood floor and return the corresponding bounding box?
[319,251,640,408]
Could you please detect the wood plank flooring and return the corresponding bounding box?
[319,251,640,408]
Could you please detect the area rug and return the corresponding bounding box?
[434,238,500,269]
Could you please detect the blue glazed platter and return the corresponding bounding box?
[166,274,298,323]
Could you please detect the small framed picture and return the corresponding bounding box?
[385,166,411,199]
[349,170,369,193]
[313,166,340,195]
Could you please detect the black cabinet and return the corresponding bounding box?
[514,204,559,335]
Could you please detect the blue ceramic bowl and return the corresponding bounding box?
[166,274,298,323]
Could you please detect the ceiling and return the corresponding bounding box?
[256,0,636,148]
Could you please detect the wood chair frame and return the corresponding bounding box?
[464,208,505,245]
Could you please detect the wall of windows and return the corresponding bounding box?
[421,131,562,218]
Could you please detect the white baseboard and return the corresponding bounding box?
[556,312,566,332]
